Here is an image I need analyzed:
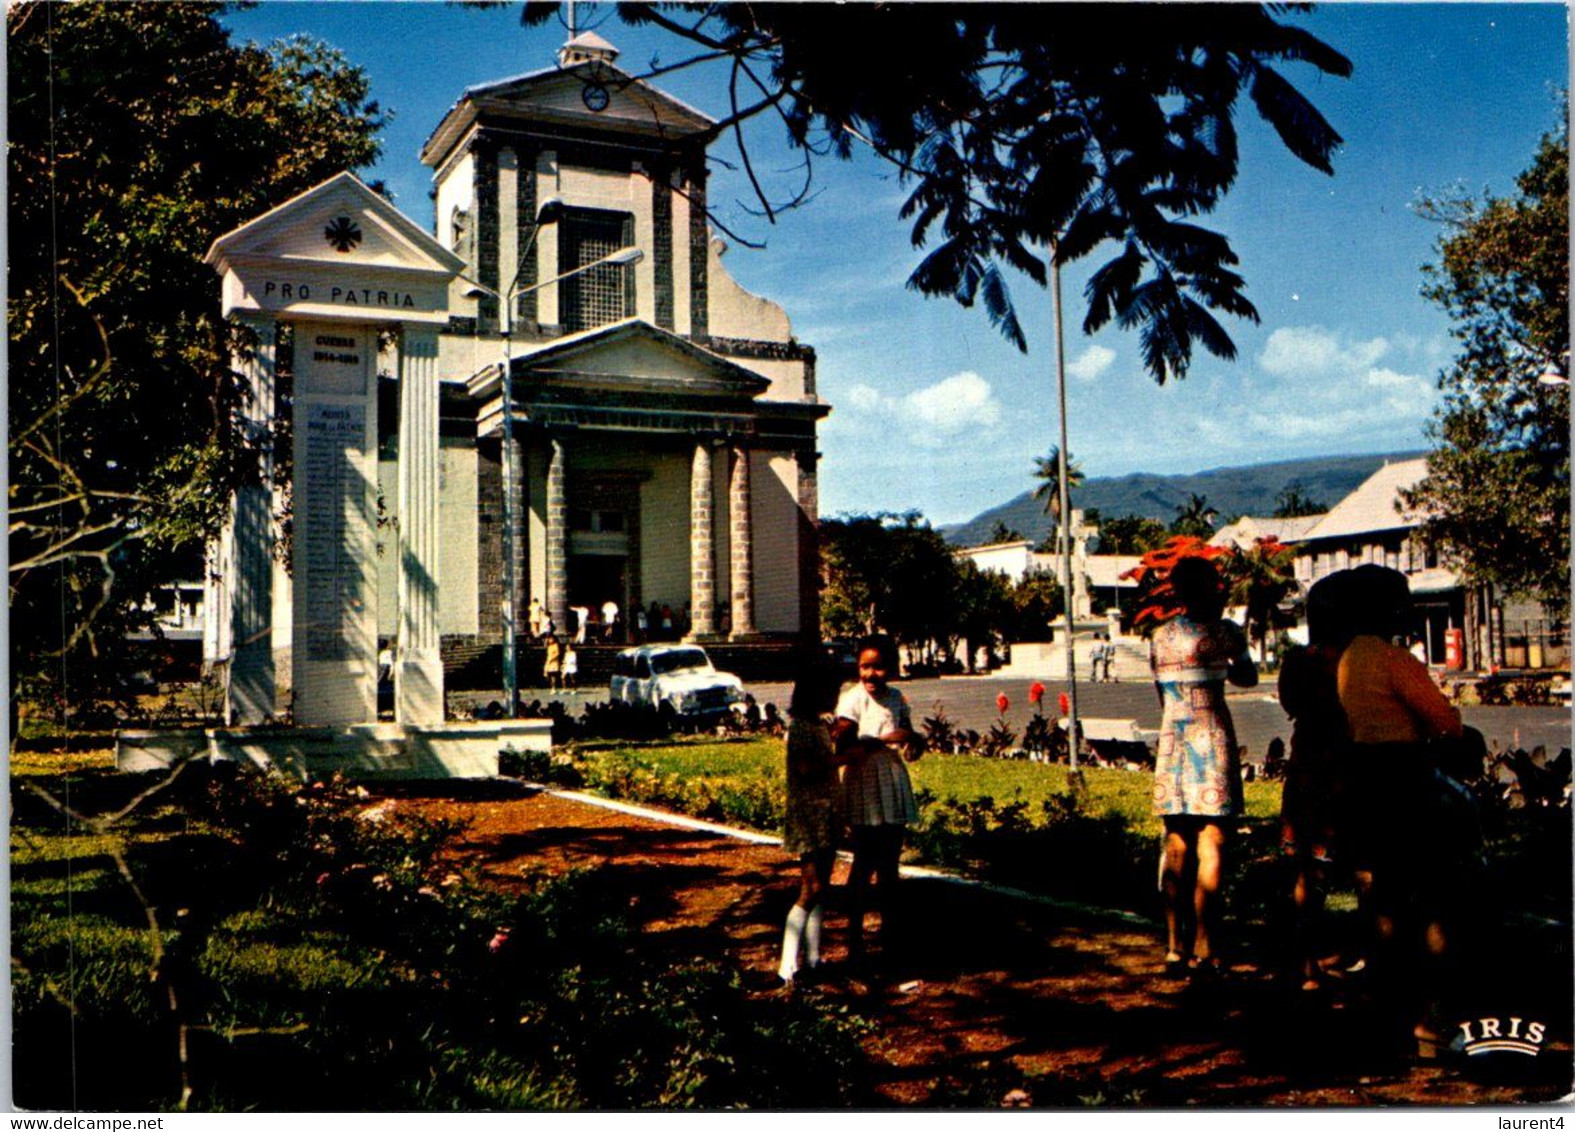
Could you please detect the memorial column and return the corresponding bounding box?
[228,316,278,725]
[689,439,717,638]
[396,326,444,724]
[545,435,569,631]
[728,443,756,639]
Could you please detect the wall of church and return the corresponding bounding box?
[739,358,810,402]
[704,238,811,401]
[752,451,803,634]
[531,156,661,328]
[439,442,481,635]
[671,172,693,336]
[638,449,692,614]
[376,440,480,640]
[497,147,520,324]
[706,238,791,341]
[436,148,477,315]
[435,149,475,250]
[525,441,549,610]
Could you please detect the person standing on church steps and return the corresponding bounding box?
[542,631,563,692]
[602,598,620,643]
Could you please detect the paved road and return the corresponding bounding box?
[738,674,1569,763]
[489,673,1569,762]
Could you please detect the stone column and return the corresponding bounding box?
[545,436,569,631]
[228,316,277,725]
[728,444,756,639]
[395,326,444,724]
[689,439,717,638]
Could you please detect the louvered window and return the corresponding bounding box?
[560,209,633,332]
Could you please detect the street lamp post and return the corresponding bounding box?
[1049,243,1082,775]
[463,238,645,716]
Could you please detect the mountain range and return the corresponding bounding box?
[943,451,1426,547]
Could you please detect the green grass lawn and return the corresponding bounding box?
[568,735,1283,839]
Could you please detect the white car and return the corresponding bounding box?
[609,645,745,721]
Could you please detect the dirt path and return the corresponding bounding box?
[387,784,1569,1108]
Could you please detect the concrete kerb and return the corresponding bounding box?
[520,782,1156,929]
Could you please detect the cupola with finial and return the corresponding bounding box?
[558,30,619,68]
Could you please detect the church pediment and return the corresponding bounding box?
[422,61,714,168]
[475,320,772,402]
[206,173,463,324]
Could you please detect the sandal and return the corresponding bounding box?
[1163,951,1190,975]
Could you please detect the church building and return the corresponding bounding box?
[418,32,826,656]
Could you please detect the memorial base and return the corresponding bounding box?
[116,720,551,782]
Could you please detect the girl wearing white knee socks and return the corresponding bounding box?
[776,663,846,986]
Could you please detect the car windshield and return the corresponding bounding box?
[650,648,710,675]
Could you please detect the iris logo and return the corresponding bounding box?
[1457,1016,1547,1057]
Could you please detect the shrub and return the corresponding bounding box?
[907,789,1154,907]
[11,760,870,1111]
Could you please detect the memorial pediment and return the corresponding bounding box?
[205,172,463,325]
[497,319,772,400]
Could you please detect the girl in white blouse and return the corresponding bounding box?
[832,635,923,970]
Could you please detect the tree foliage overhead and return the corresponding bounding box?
[9,2,387,700]
[1404,110,1570,616]
[595,2,1351,381]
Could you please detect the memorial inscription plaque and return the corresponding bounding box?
[292,321,377,725]
[302,402,368,662]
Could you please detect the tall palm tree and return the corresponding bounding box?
[1223,538,1298,659]
[1032,447,1084,520]
[1172,493,1218,537]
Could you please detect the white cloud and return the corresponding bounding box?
[835,370,1003,448]
[1067,344,1117,384]
[905,372,1001,432]
[1365,366,1416,388]
[1189,351,1437,454]
[1259,326,1390,377]
[845,383,884,411]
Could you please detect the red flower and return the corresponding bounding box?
[1057,692,1071,717]
[996,692,1010,714]
[1028,682,1045,705]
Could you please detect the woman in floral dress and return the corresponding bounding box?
[1149,557,1257,975]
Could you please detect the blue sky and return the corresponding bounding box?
[223,2,1569,525]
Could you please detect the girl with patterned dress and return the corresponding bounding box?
[1149,557,1257,975]
[833,635,923,969]
[775,663,847,987]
